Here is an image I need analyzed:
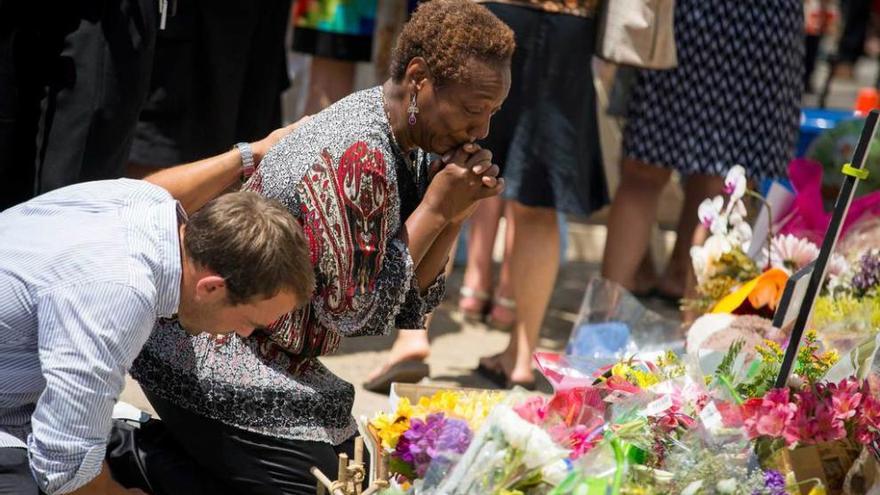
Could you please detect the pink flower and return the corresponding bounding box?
[856,389,880,444]
[828,378,863,422]
[567,423,603,460]
[742,388,797,442]
[544,387,605,426]
[514,396,548,424]
[785,388,846,445]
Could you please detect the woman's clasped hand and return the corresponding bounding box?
[424,142,505,224]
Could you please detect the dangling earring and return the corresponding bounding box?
[407,92,419,126]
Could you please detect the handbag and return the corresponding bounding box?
[597,0,677,70]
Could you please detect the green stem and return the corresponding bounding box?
[718,375,744,405]
[610,439,625,495]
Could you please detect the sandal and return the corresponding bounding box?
[475,362,535,391]
[363,360,430,394]
[458,286,491,322]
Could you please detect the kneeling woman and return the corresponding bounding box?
[126,1,515,493]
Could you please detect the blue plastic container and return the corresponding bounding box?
[797,108,854,157]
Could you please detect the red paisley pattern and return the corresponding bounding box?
[247,141,391,368]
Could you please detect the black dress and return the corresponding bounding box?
[623,0,804,181]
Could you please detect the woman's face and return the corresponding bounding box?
[413,58,511,156]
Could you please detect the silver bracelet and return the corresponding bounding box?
[234,142,255,182]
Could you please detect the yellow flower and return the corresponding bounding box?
[370,412,410,450]
[395,397,415,420]
[630,369,660,388]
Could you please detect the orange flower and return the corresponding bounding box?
[747,268,789,311]
[712,268,789,314]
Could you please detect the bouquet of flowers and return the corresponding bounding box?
[368,389,505,482]
[688,166,763,314]
[513,387,606,460]
[424,403,571,495]
[813,248,880,351]
[738,376,880,449]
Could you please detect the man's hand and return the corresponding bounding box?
[250,115,313,167]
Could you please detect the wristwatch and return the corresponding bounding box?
[234,142,255,182]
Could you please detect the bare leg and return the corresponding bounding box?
[459,196,505,317]
[304,56,356,115]
[656,173,724,298]
[601,158,672,291]
[479,202,559,385]
[487,201,515,328]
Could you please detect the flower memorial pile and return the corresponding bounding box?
[364,161,880,495]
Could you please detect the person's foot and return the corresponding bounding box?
[458,286,491,321]
[364,331,431,387]
[656,263,688,301]
[486,295,515,330]
[476,352,534,389]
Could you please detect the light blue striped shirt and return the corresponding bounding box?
[0,179,182,494]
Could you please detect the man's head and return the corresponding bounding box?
[176,191,315,337]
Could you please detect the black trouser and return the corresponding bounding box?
[838,0,872,64]
[108,392,364,495]
[0,447,40,495]
[0,0,157,210]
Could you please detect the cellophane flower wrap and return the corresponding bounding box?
[422,402,570,495]
[369,389,505,482]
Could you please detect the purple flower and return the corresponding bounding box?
[393,413,472,478]
[853,250,880,296]
[761,470,786,495]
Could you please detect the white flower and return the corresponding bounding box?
[723,165,747,204]
[770,234,820,272]
[682,480,704,495]
[698,196,725,232]
[540,460,571,486]
[493,405,567,469]
[716,478,737,493]
[691,234,733,285]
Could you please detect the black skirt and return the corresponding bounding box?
[480,2,608,218]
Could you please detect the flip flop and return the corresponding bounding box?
[648,288,683,307]
[475,362,536,391]
[363,360,430,394]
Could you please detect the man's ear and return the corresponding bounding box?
[194,275,227,302]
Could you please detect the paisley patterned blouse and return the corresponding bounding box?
[131,87,446,445]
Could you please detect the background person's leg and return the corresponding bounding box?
[35,0,157,193]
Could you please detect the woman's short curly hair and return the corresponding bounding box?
[390,0,515,86]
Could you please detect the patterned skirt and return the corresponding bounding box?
[623,0,804,180]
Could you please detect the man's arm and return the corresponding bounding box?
[29,284,154,494]
[144,117,310,214]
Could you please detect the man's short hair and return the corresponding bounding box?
[184,191,315,305]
